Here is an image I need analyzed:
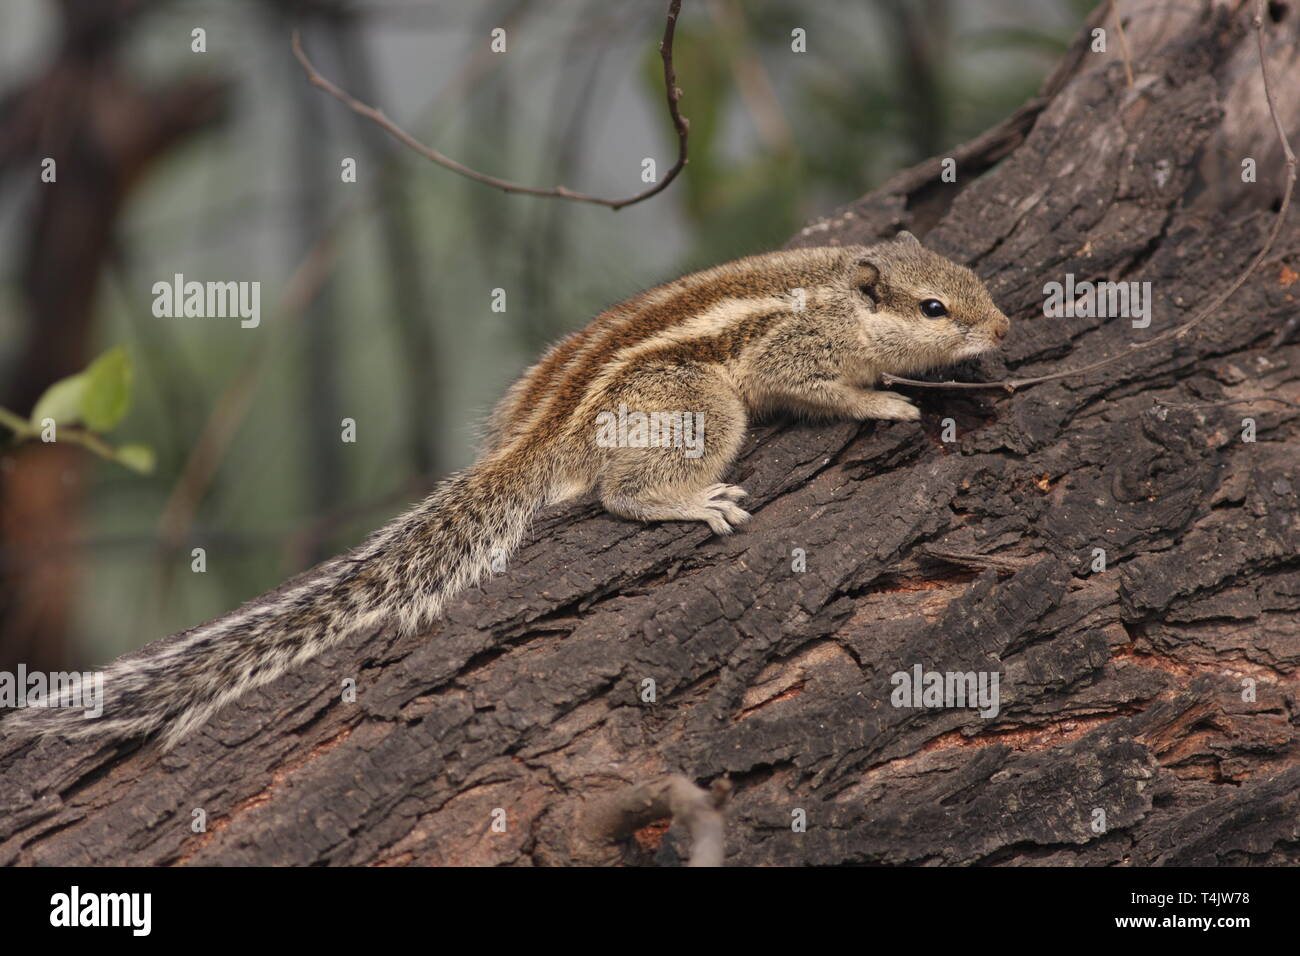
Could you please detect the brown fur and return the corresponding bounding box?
[488,233,1009,533]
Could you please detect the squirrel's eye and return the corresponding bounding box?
[919,299,948,318]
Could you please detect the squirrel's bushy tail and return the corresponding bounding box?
[2,446,555,750]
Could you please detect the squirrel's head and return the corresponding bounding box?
[845,231,1010,373]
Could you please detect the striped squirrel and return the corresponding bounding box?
[5,232,1009,750]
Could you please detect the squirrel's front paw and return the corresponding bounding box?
[867,391,921,421]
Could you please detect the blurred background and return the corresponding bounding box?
[0,0,1091,671]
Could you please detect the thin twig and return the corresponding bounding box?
[1152,395,1300,413]
[290,0,690,211]
[883,0,1296,394]
[0,406,130,465]
[920,546,1034,573]
[0,407,32,438]
[1111,0,1135,88]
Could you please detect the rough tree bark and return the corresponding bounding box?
[1,0,1298,866]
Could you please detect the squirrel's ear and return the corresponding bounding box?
[894,230,921,247]
[854,257,881,302]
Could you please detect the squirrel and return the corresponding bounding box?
[4,231,1009,750]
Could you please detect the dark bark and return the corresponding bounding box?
[1,0,1298,866]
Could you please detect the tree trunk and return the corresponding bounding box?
[2,0,1297,866]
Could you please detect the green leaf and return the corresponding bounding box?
[30,373,87,428]
[114,443,155,475]
[80,346,134,432]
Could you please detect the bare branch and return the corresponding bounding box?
[290,0,690,211]
[883,0,1296,394]
[583,774,731,866]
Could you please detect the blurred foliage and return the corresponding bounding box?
[1,346,154,474]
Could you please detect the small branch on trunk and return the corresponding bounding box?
[583,774,732,866]
[921,547,1035,573]
[1111,0,1135,88]
[1151,395,1300,415]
